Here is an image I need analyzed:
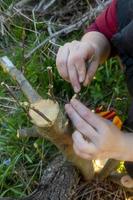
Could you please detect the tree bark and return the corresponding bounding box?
[0,156,80,200]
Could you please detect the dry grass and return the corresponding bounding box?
[72,178,133,200]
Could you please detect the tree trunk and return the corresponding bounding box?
[0,56,131,200]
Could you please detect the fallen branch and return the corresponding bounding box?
[24,0,112,58]
[15,0,32,8]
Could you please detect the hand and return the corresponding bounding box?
[65,99,124,160]
[56,40,100,93]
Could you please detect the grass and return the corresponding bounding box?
[0,1,130,198]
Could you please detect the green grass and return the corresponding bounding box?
[0,1,130,198]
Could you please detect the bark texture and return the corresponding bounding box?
[0,156,80,200]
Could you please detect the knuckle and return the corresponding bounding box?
[68,54,79,64]
[56,58,62,67]
[72,55,80,62]
[71,40,78,45]
[64,42,70,48]
[77,122,84,132]
[83,111,90,119]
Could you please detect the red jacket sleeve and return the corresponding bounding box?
[86,0,118,40]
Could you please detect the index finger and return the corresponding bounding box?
[70,99,104,131]
[65,103,97,142]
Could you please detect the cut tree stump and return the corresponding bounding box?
[0,56,132,199]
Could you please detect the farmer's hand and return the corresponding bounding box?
[65,99,125,160]
[56,32,110,93]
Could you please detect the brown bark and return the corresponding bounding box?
[98,159,120,180]
[0,156,80,200]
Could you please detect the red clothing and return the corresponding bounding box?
[86,0,118,40]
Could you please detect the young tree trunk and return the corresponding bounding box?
[0,56,129,199]
[0,56,95,181]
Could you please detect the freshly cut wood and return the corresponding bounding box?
[29,99,59,127]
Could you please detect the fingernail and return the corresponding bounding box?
[65,104,69,109]
[79,76,84,83]
[74,86,80,93]
[70,99,74,104]
[83,81,89,87]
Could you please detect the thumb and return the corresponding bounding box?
[83,59,99,86]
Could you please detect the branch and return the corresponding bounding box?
[98,159,120,180]
[24,0,112,58]
[25,13,89,58]
[109,173,133,193]
[0,56,42,104]
[17,126,41,138]
[14,0,32,8]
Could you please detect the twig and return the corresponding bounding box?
[30,107,52,123]
[32,8,40,45]
[42,0,56,11]
[0,56,42,104]
[0,96,16,102]
[48,17,56,44]
[15,0,32,8]
[1,83,52,123]
[35,0,46,11]
[25,12,90,58]
[47,66,56,102]
[107,93,115,111]
[1,82,29,114]
[95,0,105,8]
[0,104,17,110]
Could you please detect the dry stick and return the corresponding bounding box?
[15,0,32,8]
[47,66,55,102]
[24,13,90,58]
[0,96,16,102]
[24,0,112,59]
[42,0,56,11]
[0,56,42,104]
[35,0,46,11]
[1,82,28,114]
[95,0,105,8]
[48,17,57,44]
